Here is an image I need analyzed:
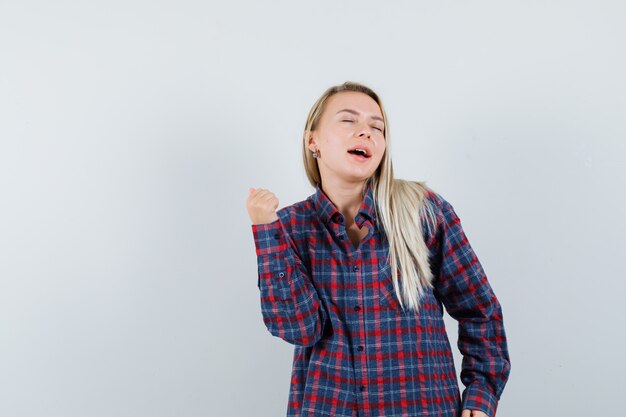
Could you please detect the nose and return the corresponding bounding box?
[355,122,373,138]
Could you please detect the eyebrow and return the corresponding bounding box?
[336,109,384,123]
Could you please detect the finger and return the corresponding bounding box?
[460,410,471,417]
[248,188,257,202]
[473,411,488,417]
[256,191,278,204]
[257,196,278,211]
[251,188,270,199]
[248,188,268,202]
[249,193,278,213]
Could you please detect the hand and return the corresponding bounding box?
[247,187,280,225]
[461,409,489,417]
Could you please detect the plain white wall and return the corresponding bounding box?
[1,1,624,416]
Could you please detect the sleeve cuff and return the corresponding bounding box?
[461,382,499,417]
[251,219,282,255]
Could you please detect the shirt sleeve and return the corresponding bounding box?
[251,217,328,347]
[433,196,511,417]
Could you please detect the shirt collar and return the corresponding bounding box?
[312,180,377,228]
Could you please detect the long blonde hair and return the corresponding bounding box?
[302,81,439,313]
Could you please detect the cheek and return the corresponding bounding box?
[377,148,386,163]
[318,142,342,161]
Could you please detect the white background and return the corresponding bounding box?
[1,1,624,416]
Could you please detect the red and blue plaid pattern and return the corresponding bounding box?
[251,180,511,417]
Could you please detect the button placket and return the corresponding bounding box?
[352,259,368,402]
[333,214,346,244]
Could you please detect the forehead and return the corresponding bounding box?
[325,91,382,118]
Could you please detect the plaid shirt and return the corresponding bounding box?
[251,181,511,417]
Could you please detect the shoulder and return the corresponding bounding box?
[402,180,448,213]
[414,182,461,228]
[275,193,316,234]
[391,179,453,243]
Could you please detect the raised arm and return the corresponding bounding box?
[248,188,328,347]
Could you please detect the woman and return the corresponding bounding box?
[246,81,511,417]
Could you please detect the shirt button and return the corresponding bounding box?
[338,234,344,240]
[357,345,364,351]
[360,385,365,391]
[278,272,285,277]
[353,265,359,272]
[354,305,361,312]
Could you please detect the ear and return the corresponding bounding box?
[307,132,318,152]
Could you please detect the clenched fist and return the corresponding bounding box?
[247,187,280,225]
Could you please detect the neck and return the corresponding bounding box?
[321,178,366,226]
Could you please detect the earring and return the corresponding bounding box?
[312,150,319,159]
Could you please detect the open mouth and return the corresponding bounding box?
[347,149,371,158]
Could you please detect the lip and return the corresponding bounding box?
[348,153,370,163]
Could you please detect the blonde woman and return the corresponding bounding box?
[246,81,511,417]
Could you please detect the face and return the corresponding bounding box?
[309,91,386,184]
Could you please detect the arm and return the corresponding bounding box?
[252,217,328,347]
[433,196,511,417]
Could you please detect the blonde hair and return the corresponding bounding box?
[302,81,439,313]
